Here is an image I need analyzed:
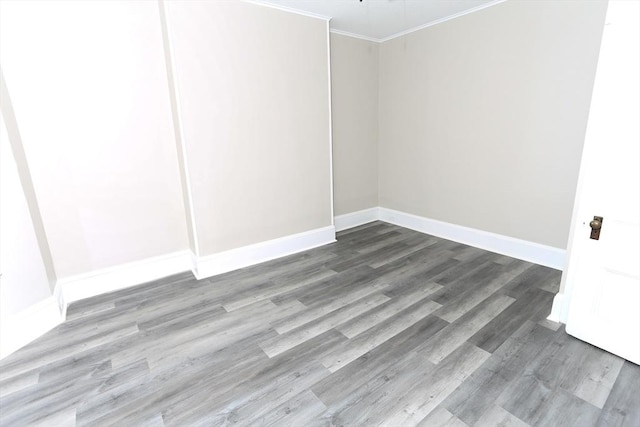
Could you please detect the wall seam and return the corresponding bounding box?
[157,0,201,257]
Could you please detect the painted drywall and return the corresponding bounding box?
[165,0,332,255]
[378,0,607,249]
[0,1,189,277]
[158,1,199,256]
[0,115,51,317]
[1,69,57,290]
[330,33,379,216]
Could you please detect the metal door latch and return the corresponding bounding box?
[589,216,603,240]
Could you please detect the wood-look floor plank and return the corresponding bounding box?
[379,343,491,426]
[107,299,277,370]
[419,294,515,364]
[443,320,556,426]
[431,261,506,305]
[473,404,528,427]
[321,298,442,372]
[597,361,640,426]
[433,251,499,285]
[328,241,410,273]
[530,388,601,426]
[74,368,159,424]
[1,372,104,426]
[338,224,398,246]
[0,323,140,382]
[468,287,555,353]
[416,406,468,427]
[292,266,382,309]
[558,342,624,409]
[1,221,638,427]
[432,264,527,323]
[259,292,389,357]
[272,270,384,334]
[382,258,459,299]
[354,229,426,255]
[312,315,448,410]
[222,268,336,311]
[144,301,299,371]
[320,344,438,426]
[0,370,39,398]
[500,264,561,299]
[270,265,375,307]
[336,281,441,338]
[78,342,271,425]
[30,407,77,427]
[66,273,196,321]
[163,331,343,427]
[366,233,436,268]
[249,389,327,427]
[495,327,606,426]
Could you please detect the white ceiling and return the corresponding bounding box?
[250,0,506,42]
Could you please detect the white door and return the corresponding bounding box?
[564,0,639,365]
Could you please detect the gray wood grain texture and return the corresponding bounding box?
[1,221,638,426]
[417,406,468,427]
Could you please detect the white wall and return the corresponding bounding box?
[165,0,332,255]
[0,115,51,317]
[0,0,189,278]
[0,109,63,359]
[0,0,334,316]
[0,0,609,356]
[330,33,379,216]
[377,0,607,249]
[0,0,335,357]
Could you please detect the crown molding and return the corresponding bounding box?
[250,0,507,44]
[243,0,331,22]
[379,0,508,43]
[330,29,382,44]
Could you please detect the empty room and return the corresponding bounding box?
[0,0,638,425]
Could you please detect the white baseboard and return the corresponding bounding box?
[378,207,565,270]
[2,227,336,358]
[334,208,379,232]
[334,207,565,270]
[55,251,192,316]
[4,209,562,359]
[0,296,63,359]
[193,225,336,279]
[55,226,336,306]
[547,292,568,323]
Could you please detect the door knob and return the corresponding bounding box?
[589,216,603,240]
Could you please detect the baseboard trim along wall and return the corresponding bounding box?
[335,207,566,270]
[547,292,568,323]
[53,226,336,312]
[0,296,63,359]
[54,251,193,317]
[1,226,337,360]
[4,211,562,359]
[334,207,379,232]
[192,225,336,280]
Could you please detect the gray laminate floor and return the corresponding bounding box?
[1,222,638,426]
